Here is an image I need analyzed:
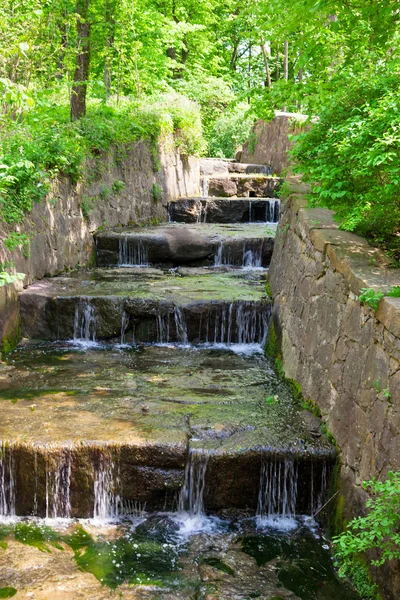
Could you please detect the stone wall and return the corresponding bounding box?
[239,112,309,174]
[269,190,400,599]
[0,139,200,353]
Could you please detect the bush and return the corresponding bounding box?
[291,72,400,262]
[208,103,255,158]
[333,472,400,566]
[0,91,205,227]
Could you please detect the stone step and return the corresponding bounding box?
[167,197,281,224]
[200,158,271,176]
[0,343,336,517]
[20,267,271,343]
[205,174,282,198]
[95,223,274,268]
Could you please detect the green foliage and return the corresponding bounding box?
[265,394,279,405]
[207,103,254,158]
[291,73,400,260]
[152,183,163,204]
[335,557,380,600]
[0,271,25,288]
[387,286,400,298]
[0,93,204,230]
[112,179,125,194]
[81,195,97,218]
[3,232,29,251]
[0,588,17,599]
[359,288,384,311]
[334,472,400,569]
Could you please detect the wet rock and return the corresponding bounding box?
[208,175,282,198]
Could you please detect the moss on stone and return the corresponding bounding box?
[264,321,280,360]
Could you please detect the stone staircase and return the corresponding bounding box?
[0,158,335,519]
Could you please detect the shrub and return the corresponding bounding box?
[291,72,400,261]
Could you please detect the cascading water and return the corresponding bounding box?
[120,310,130,345]
[214,240,264,268]
[156,306,188,344]
[119,236,149,267]
[249,199,281,223]
[74,298,96,343]
[242,241,263,268]
[266,199,280,223]
[201,301,270,347]
[0,444,15,518]
[93,450,120,521]
[257,459,299,521]
[179,449,209,516]
[45,448,73,519]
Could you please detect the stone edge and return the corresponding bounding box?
[285,180,400,339]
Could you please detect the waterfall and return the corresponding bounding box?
[120,310,130,345]
[119,236,149,267]
[167,203,174,222]
[0,444,15,518]
[200,177,209,198]
[45,448,73,519]
[257,459,299,520]
[74,298,96,343]
[179,449,209,515]
[266,199,280,223]
[242,241,263,268]
[214,241,264,268]
[311,460,328,514]
[202,301,270,346]
[214,242,223,267]
[93,450,120,520]
[156,306,188,344]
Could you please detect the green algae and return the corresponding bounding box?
[201,556,235,576]
[1,344,335,455]
[240,531,360,600]
[0,519,361,597]
[0,588,17,598]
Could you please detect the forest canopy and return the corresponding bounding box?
[1,0,399,258]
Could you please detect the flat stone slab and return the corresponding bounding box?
[200,158,272,175]
[95,222,275,267]
[0,344,335,516]
[207,174,282,198]
[19,268,271,342]
[167,197,281,224]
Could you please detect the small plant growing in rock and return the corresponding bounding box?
[387,286,400,298]
[152,183,163,204]
[112,179,125,194]
[265,395,279,405]
[359,288,384,310]
[0,271,25,287]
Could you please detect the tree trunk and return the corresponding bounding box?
[103,0,116,101]
[260,41,271,88]
[284,39,288,81]
[276,42,280,81]
[70,0,91,121]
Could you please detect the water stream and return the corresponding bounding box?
[119,236,149,266]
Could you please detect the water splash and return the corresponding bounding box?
[74,298,96,343]
[257,459,299,522]
[0,444,15,518]
[119,237,149,267]
[45,448,72,519]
